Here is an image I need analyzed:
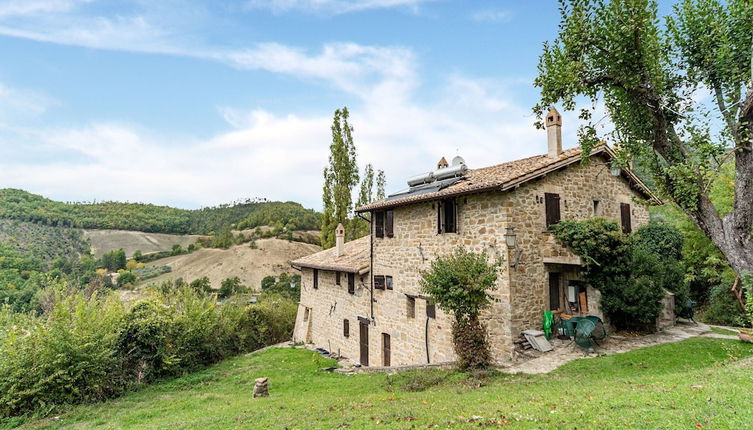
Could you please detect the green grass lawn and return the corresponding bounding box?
[709,327,740,336]
[11,338,753,430]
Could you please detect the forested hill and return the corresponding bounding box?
[0,189,321,235]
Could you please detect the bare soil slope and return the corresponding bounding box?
[84,229,205,258]
[145,238,320,290]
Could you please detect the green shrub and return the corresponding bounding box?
[116,301,178,383]
[218,277,249,299]
[117,271,137,287]
[0,293,125,417]
[552,219,685,332]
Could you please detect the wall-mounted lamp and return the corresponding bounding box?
[504,227,522,268]
[610,165,622,177]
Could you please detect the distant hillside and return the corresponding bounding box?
[0,219,89,268]
[143,238,321,290]
[84,229,205,258]
[0,189,321,235]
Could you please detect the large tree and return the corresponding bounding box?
[535,0,753,276]
[321,107,359,248]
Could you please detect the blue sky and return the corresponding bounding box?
[0,1,631,209]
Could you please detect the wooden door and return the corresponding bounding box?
[359,321,369,366]
[620,203,632,234]
[382,333,391,367]
[548,272,561,310]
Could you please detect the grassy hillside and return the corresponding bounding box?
[14,337,753,429]
[143,238,320,290]
[0,189,321,235]
[83,229,204,258]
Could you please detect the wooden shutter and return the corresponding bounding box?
[313,269,319,289]
[426,300,436,318]
[385,210,394,237]
[620,203,632,234]
[382,333,391,367]
[347,273,355,294]
[374,275,385,290]
[548,272,560,310]
[359,321,369,366]
[443,199,457,233]
[343,319,350,337]
[375,211,385,238]
[385,276,393,290]
[437,203,442,234]
[545,193,561,227]
[335,272,341,286]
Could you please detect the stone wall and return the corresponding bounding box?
[293,154,655,366]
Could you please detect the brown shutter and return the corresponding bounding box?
[385,210,394,237]
[374,275,385,290]
[437,203,442,234]
[382,333,391,367]
[620,203,632,234]
[313,269,319,289]
[426,300,436,318]
[375,211,384,238]
[335,272,341,286]
[343,319,349,337]
[347,273,355,294]
[545,193,561,227]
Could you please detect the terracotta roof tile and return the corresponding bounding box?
[291,236,370,274]
[357,145,659,212]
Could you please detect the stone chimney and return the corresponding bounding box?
[546,107,562,158]
[437,157,449,169]
[335,223,345,257]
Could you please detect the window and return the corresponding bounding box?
[343,319,350,338]
[407,296,416,318]
[375,211,385,238]
[374,275,392,291]
[545,193,561,227]
[313,269,319,289]
[426,300,436,319]
[335,272,341,286]
[303,307,310,322]
[620,203,632,234]
[548,272,561,310]
[347,273,355,294]
[437,199,457,234]
[382,333,391,367]
[593,200,601,216]
[374,210,394,238]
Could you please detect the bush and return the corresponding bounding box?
[420,247,499,369]
[553,219,686,332]
[117,271,138,287]
[218,277,249,299]
[116,301,177,384]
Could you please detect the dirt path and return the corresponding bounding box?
[503,322,711,374]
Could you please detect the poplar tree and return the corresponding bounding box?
[321,107,359,248]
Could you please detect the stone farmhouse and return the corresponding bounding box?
[292,108,668,367]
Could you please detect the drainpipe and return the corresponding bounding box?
[357,212,374,321]
[425,316,431,364]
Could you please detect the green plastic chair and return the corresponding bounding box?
[574,318,597,350]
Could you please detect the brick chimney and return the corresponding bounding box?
[546,107,562,158]
[335,223,345,257]
[437,157,449,169]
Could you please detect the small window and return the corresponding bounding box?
[593,200,601,216]
[375,211,385,238]
[385,276,393,290]
[545,193,561,227]
[303,307,310,322]
[437,199,457,234]
[374,275,385,290]
[426,300,436,319]
[343,319,350,338]
[347,273,355,294]
[407,296,416,318]
[620,203,632,234]
[335,272,341,286]
[385,210,394,237]
[313,269,319,289]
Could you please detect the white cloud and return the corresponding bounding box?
[246,0,437,15]
[0,0,90,19]
[471,8,510,23]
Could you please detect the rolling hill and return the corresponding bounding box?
[83,229,205,258]
[142,238,320,290]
